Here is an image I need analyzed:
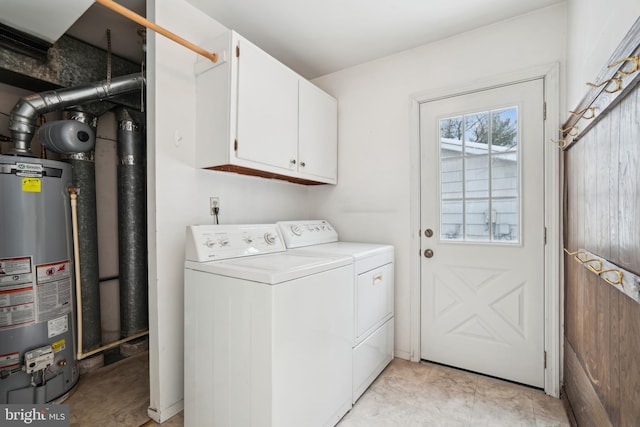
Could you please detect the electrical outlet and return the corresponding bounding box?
[210,197,220,215]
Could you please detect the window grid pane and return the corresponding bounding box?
[439,106,519,243]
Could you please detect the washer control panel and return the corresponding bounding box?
[185,224,284,262]
[276,220,339,248]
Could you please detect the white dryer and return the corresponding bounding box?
[277,220,394,403]
[184,224,353,427]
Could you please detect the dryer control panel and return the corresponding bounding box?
[185,224,284,262]
[277,220,339,248]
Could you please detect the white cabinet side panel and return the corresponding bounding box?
[195,32,233,168]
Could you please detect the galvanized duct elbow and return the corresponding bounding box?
[9,73,144,155]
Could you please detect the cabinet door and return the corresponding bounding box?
[236,37,299,172]
[298,80,338,183]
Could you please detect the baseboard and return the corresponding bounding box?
[393,349,411,360]
[147,399,184,423]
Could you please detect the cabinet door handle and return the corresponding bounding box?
[300,161,306,167]
[373,273,383,284]
[290,159,296,165]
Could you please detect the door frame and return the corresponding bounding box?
[408,63,562,397]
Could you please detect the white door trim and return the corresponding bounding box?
[408,63,562,397]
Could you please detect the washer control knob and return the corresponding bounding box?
[264,233,278,245]
[205,239,215,248]
[290,225,302,236]
[243,236,253,244]
[219,237,229,246]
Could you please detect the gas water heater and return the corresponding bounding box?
[0,154,79,403]
[0,73,143,404]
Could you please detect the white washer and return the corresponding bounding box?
[184,224,353,427]
[277,220,394,403]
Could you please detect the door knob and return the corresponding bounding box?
[424,249,434,258]
[425,229,433,238]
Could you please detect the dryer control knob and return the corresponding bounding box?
[290,225,302,236]
[264,233,278,245]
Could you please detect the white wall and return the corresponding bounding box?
[147,0,639,419]
[566,0,640,110]
[309,4,566,360]
[147,0,312,421]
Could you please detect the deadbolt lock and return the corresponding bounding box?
[424,249,434,258]
[425,229,433,238]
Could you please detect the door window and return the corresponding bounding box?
[439,107,519,242]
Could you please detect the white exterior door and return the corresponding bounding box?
[419,79,545,387]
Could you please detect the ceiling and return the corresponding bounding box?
[65,0,563,79]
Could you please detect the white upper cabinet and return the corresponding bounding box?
[298,79,338,183]
[236,37,299,172]
[195,30,337,185]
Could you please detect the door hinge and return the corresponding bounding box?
[236,45,240,57]
[543,102,547,120]
[234,139,238,151]
[544,351,547,369]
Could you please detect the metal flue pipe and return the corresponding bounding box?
[9,73,144,155]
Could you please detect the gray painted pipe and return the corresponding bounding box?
[117,109,148,337]
[9,73,144,155]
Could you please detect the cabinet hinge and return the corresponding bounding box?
[544,351,547,369]
[544,227,547,245]
[543,102,547,120]
[234,139,238,152]
[236,45,240,57]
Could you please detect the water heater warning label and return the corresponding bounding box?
[0,257,31,276]
[0,257,35,330]
[21,177,41,193]
[36,261,72,323]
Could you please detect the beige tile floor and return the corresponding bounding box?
[65,352,569,426]
[339,359,570,427]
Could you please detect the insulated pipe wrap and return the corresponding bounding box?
[68,153,102,352]
[117,113,148,337]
